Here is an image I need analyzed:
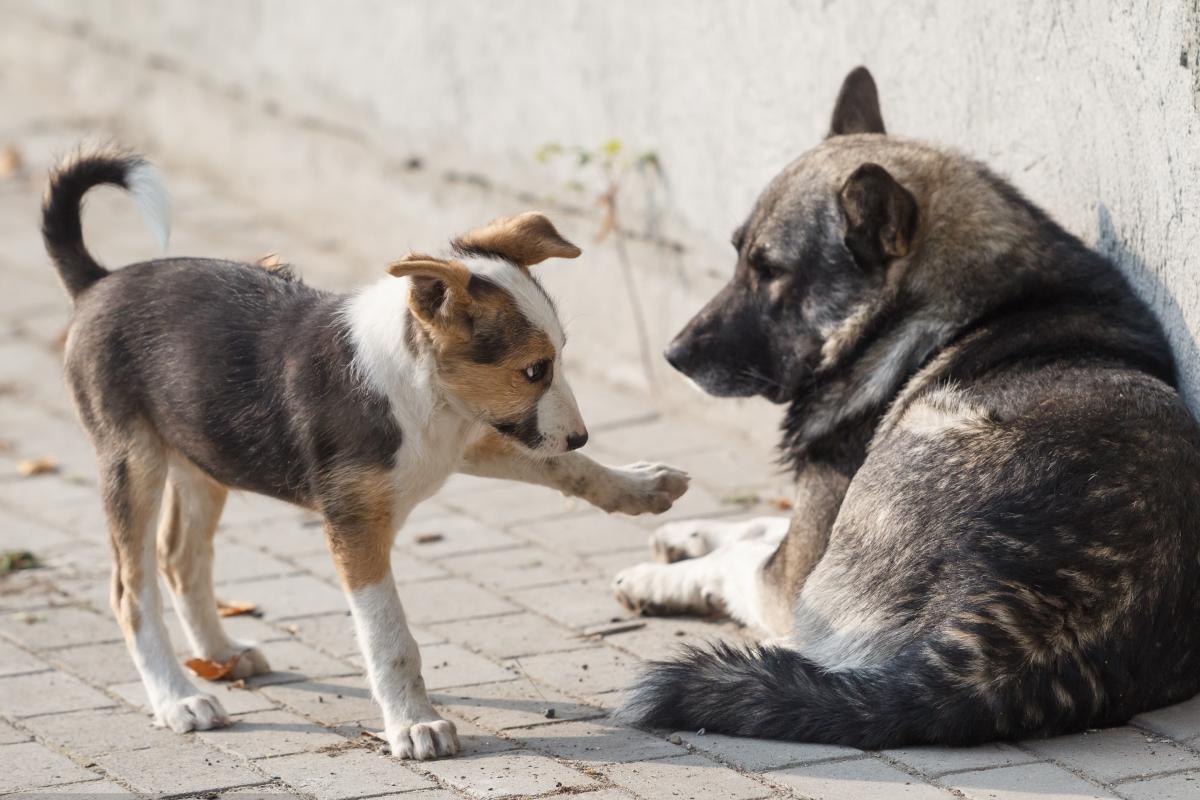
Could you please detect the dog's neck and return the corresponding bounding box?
[342,277,478,453]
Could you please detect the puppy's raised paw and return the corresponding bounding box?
[594,462,690,516]
[612,562,722,617]
[390,716,459,760]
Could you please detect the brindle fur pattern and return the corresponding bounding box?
[624,67,1200,747]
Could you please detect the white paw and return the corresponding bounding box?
[155,693,231,732]
[595,462,690,515]
[611,561,722,617]
[651,519,716,562]
[389,716,460,760]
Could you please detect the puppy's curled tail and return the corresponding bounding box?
[42,147,169,299]
[617,641,1079,748]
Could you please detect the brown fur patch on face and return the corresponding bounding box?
[322,466,396,591]
[454,212,581,268]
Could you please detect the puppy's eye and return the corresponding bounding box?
[523,360,551,383]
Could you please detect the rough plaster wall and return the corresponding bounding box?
[5,0,1200,429]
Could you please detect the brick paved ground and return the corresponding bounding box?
[2,124,1200,800]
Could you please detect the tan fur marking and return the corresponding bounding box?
[323,468,397,591]
[456,212,581,267]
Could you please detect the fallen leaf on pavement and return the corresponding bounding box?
[17,457,58,477]
[766,496,795,511]
[217,600,260,618]
[0,145,22,179]
[184,653,241,681]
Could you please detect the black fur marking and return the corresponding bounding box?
[492,410,542,450]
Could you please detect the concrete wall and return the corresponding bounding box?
[5,1,1200,441]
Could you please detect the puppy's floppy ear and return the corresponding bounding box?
[838,163,918,270]
[387,256,473,330]
[456,212,581,268]
[828,66,886,137]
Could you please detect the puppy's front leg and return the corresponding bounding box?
[325,505,458,760]
[461,432,689,515]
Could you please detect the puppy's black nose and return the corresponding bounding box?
[566,431,589,451]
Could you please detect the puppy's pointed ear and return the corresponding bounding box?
[838,163,917,270]
[456,212,581,268]
[387,256,473,330]
[828,66,886,137]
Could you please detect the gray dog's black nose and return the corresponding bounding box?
[566,431,589,451]
[664,342,687,372]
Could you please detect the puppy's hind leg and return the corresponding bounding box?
[651,516,789,563]
[101,424,230,732]
[157,455,270,679]
[614,537,784,636]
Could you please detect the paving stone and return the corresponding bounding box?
[213,540,300,584]
[429,612,580,660]
[1134,693,1200,743]
[457,482,592,528]
[510,645,639,697]
[436,545,598,591]
[396,578,518,624]
[240,638,359,687]
[266,747,435,799]
[511,719,684,763]
[432,679,604,731]
[224,575,348,620]
[199,709,346,758]
[945,762,1120,799]
[0,717,31,744]
[399,513,522,557]
[419,641,517,690]
[0,637,46,676]
[418,748,599,799]
[0,605,120,649]
[0,740,98,792]
[514,513,655,556]
[884,742,1039,778]
[351,716,517,758]
[260,675,378,726]
[680,730,859,771]
[95,740,272,795]
[769,756,954,799]
[163,608,290,655]
[51,640,140,685]
[1022,725,1200,783]
[21,708,178,757]
[3,777,132,797]
[602,753,774,800]
[224,516,329,559]
[603,617,747,661]
[1118,770,1200,800]
[509,579,628,630]
[0,668,115,717]
[0,509,75,553]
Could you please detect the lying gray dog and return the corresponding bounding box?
[615,67,1200,748]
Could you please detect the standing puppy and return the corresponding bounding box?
[43,148,688,760]
[615,68,1200,747]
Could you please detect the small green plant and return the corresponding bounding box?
[536,139,667,390]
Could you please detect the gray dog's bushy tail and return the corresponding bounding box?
[618,642,1042,748]
[42,147,169,299]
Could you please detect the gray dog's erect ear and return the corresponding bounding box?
[838,163,917,269]
[828,67,886,137]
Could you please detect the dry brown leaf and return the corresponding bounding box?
[414,532,444,545]
[255,252,283,270]
[17,457,58,477]
[217,599,259,618]
[766,496,795,511]
[0,145,22,179]
[184,653,241,681]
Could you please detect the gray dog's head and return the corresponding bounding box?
[666,68,923,403]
